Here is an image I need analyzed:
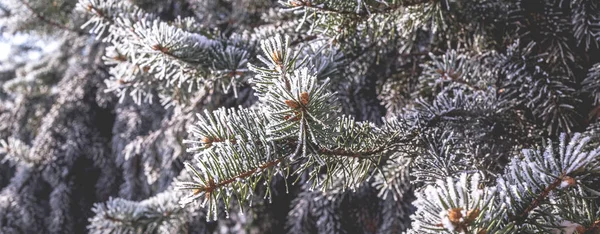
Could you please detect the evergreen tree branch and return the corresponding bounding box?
[509,174,565,224]
[17,0,89,35]
[188,157,284,196]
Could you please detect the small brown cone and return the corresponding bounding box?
[202,137,212,147]
[465,208,480,223]
[447,208,463,223]
[193,187,204,195]
[300,92,310,105]
[562,176,577,188]
[285,100,300,109]
[271,51,282,65]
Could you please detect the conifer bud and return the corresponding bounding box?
[465,208,480,222]
[193,187,204,195]
[271,51,282,65]
[440,207,480,232]
[113,54,127,62]
[202,137,212,147]
[560,176,576,189]
[285,100,300,109]
[290,1,304,6]
[152,44,170,53]
[447,207,463,223]
[300,92,310,105]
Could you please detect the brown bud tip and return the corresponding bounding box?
[152,44,170,53]
[477,229,488,234]
[271,51,282,65]
[114,54,127,62]
[561,176,576,188]
[448,208,463,223]
[193,187,204,195]
[300,92,310,105]
[207,177,216,188]
[201,137,212,147]
[465,208,480,223]
[285,100,300,109]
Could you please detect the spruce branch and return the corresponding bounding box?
[409,132,600,233]
[17,0,88,35]
[177,35,411,219]
[88,191,197,234]
[178,157,285,203]
[582,62,600,105]
[77,0,254,105]
[570,0,600,50]
[508,175,568,223]
[493,133,600,232]
[6,0,600,233]
[409,173,495,234]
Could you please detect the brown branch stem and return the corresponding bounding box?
[199,158,284,194]
[510,174,565,223]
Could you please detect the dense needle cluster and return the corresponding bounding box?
[1,0,600,233]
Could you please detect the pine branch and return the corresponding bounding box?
[17,0,89,35]
[100,202,182,227]
[191,158,284,196]
[509,174,567,224]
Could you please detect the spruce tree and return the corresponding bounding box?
[1,0,600,233]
